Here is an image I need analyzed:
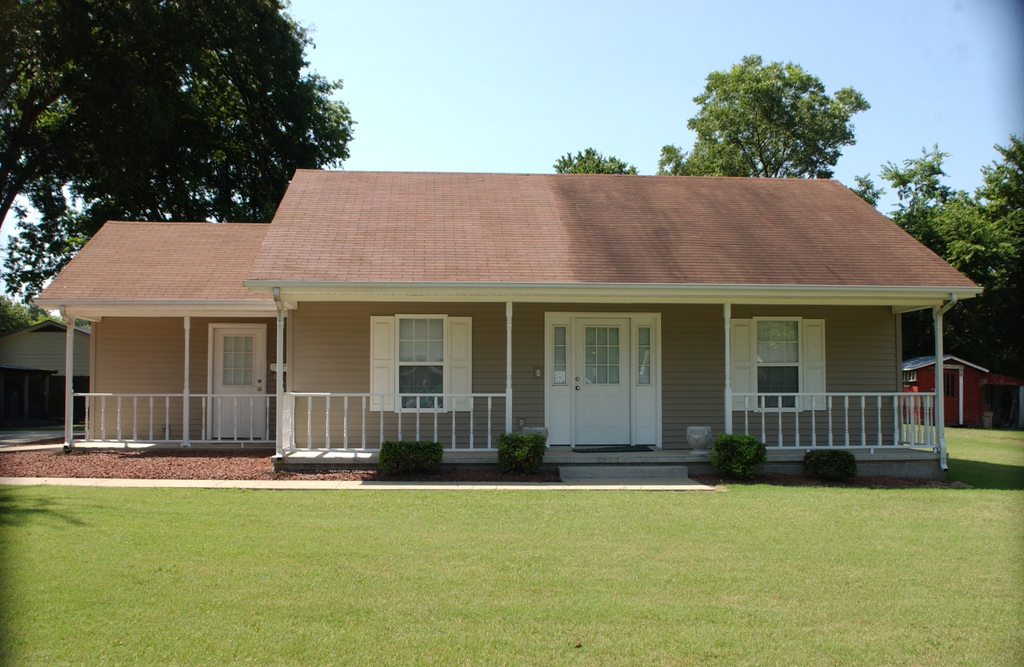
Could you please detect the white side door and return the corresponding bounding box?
[573,319,631,445]
[211,325,267,440]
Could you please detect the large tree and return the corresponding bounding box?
[1,0,354,297]
[658,55,869,178]
[554,148,637,174]
[881,141,1022,377]
[0,295,53,335]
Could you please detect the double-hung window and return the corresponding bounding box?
[370,315,473,412]
[730,317,826,411]
[756,320,800,408]
[398,318,445,409]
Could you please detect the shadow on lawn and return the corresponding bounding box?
[0,488,86,527]
[946,458,1024,491]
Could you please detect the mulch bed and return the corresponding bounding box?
[0,446,959,487]
[0,448,559,483]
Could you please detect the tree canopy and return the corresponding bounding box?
[554,148,638,175]
[0,295,53,336]
[658,55,869,178]
[880,138,1023,378]
[1,0,354,297]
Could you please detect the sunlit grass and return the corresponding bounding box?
[1,484,1021,665]
[946,427,1024,489]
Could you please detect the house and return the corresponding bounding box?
[34,171,981,477]
[0,321,90,424]
[903,355,1023,429]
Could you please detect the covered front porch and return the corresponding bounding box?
[54,293,957,475]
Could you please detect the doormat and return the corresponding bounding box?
[572,446,654,453]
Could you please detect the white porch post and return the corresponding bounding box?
[723,304,732,434]
[63,311,75,450]
[182,316,191,447]
[275,297,286,457]
[505,301,513,433]
[934,294,957,470]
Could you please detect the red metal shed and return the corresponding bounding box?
[903,355,1024,428]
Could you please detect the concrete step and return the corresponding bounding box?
[558,465,689,480]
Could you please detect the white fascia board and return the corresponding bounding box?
[244,280,981,307]
[32,299,278,320]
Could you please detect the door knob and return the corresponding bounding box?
[575,385,580,390]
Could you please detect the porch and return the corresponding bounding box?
[56,299,954,479]
[68,387,943,478]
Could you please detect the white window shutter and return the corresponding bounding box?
[802,319,826,411]
[449,317,473,411]
[369,316,394,412]
[730,319,754,411]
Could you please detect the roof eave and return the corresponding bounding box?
[243,280,982,308]
[32,299,278,320]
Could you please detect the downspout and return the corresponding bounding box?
[934,293,958,471]
[273,288,286,458]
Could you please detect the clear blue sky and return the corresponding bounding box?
[288,0,1023,212]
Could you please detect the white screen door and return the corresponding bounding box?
[573,319,631,445]
[211,325,267,440]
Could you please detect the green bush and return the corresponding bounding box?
[378,440,443,475]
[497,432,547,474]
[708,433,767,480]
[803,450,858,481]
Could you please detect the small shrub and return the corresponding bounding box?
[378,440,443,475]
[497,432,547,474]
[803,450,858,482]
[708,433,767,480]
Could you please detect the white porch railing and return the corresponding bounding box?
[731,392,937,450]
[282,392,507,452]
[76,393,275,443]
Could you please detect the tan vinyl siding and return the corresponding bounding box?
[285,303,897,450]
[90,317,277,441]
[663,305,725,449]
[0,330,90,376]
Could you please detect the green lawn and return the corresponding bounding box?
[2,481,1022,665]
[946,427,1024,489]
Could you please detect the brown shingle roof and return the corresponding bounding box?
[250,170,977,289]
[38,222,270,302]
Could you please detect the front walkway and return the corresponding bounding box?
[0,475,713,491]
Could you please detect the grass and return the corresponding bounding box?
[0,429,1021,665]
[946,427,1024,489]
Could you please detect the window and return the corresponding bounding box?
[757,320,799,408]
[552,326,567,385]
[370,315,472,412]
[944,372,956,398]
[398,318,444,408]
[584,326,620,384]
[903,370,917,386]
[637,326,651,385]
[729,318,825,412]
[222,335,254,386]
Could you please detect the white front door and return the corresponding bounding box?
[573,319,631,445]
[211,325,267,440]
